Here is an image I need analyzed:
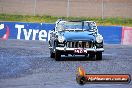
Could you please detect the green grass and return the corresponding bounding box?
[0,14,132,26]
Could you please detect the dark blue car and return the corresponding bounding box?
[49,19,104,61]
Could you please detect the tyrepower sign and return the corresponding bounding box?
[0,22,55,41]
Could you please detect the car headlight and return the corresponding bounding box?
[58,36,65,43]
[96,35,103,43]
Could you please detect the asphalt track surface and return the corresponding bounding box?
[0,40,132,88]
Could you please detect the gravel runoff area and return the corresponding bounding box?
[0,39,132,88]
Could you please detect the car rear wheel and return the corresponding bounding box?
[96,52,102,60]
[55,51,61,61]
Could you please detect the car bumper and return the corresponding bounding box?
[55,47,104,52]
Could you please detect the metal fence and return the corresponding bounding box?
[0,0,132,18]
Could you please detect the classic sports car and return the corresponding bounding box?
[49,19,104,61]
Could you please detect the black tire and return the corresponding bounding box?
[55,51,61,61]
[96,52,102,60]
[89,53,95,59]
[50,51,55,58]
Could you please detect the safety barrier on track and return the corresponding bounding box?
[0,22,132,45]
[122,27,132,45]
[97,26,122,44]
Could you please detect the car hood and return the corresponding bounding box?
[60,31,95,41]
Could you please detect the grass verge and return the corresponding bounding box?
[0,14,132,26]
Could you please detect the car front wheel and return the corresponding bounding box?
[89,53,95,59]
[55,51,61,61]
[50,51,55,58]
[96,52,102,60]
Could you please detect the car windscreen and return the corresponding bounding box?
[63,22,94,31]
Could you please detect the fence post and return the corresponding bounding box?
[67,0,70,17]
[34,0,37,16]
[102,0,104,19]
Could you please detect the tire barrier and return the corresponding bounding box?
[0,22,131,45]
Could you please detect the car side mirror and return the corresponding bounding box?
[94,29,98,34]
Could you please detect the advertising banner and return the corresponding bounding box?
[122,27,132,45]
[0,22,128,44]
[98,26,122,44]
[0,22,55,41]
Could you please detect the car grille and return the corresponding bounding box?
[66,41,94,48]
